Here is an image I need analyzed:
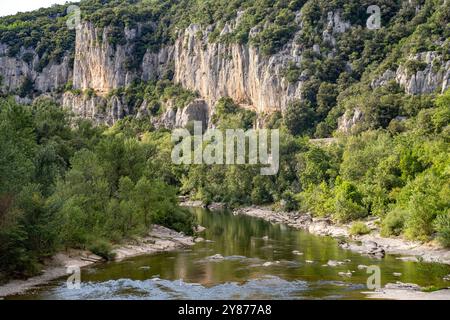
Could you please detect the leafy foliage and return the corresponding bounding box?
[0,98,193,281]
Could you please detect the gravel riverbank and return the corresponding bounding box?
[0,225,196,298]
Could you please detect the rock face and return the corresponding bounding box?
[173,24,303,114]
[0,12,344,125]
[152,99,209,129]
[2,8,448,130]
[371,51,450,95]
[72,22,137,93]
[62,92,130,125]
[73,22,174,93]
[337,108,364,134]
[0,44,71,93]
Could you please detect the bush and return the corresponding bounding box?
[87,239,116,261]
[332,181,367,223]
[18,77,34,97]
[299,182,334,217]
[280,190,298,212]
[402,170,447,241]
[333,197,368,223]
[349,221,371,236]
[282,62,302,83]
[284,100,316,135]
[381,209,406,237]
[434,212,450,247]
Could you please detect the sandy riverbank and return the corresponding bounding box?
[0,225,197,298]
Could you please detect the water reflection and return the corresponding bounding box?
[8,208,450,300]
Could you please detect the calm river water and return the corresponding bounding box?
[7,208,450,300]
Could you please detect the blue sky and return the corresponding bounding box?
[0,1,74,17]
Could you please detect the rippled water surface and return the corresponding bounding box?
[8,208,450,299]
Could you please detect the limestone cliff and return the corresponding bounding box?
[371,51,450,95]
[151,99,209,130]
[62,92,130,125]
[66,20,305,117]
[0,44,71,94]
[173,24,303,114]
[1,7,449,131]
[72,22,174,93]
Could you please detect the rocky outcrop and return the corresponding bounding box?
[152,99,209,129]
[173,24,303,114]
[1,11,353,125]
[322,10,351,46]
[337,108,364,134]
[141,46,174,82]
[72,22,137,93]
[73,22,174,94]
[0,44,71,94]
[68,18,308,122]
[372,51,450,95]
[62,92,130,125]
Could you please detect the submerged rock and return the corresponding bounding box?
[327,260,345,267]
[139,266,151,270]
[262,261,280,267]
[207,202,226,211]
[357,265,368,270]
[194,225,206,233]
[385,282,421,291]
[208,254,224,260]
[338,271,352,277]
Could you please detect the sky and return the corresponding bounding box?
[0,1,73,17]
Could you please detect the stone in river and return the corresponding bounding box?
[338,271,352,277]
[357,265,368,270]
[327,260,345,267]
[208,254,224,260]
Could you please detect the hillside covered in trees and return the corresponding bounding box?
[0,0,449,282]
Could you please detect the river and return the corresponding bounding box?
[6,207,450,300]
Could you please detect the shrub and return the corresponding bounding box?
[284,100,316,136]
[282,62,302,83]
[332,181,367,223]
[401,170,448,241]
[18,77,34,97]
[333,197,367,223]
[299,182,334,217]
[381,209,406,237]
[434,212,450,247]
[87,239,116,261]
[349,221,371,236]
[280,190,298,212]
[404,59,428,76]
